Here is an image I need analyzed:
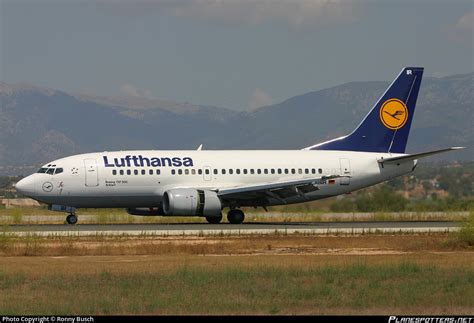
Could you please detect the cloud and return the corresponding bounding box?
[173,0,356,27]
[249,88,273,109]
[120,83,155,99]
[99,0,357,28]
[448,12,474,44]
[455,12,474,31]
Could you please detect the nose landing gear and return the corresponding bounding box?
[47,205,78,225]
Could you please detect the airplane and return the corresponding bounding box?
[15,67,464,225]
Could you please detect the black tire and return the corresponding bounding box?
[227,209,245,224]
[206,215,222,224]
[66,214,78,225]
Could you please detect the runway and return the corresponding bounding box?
[4,221,459,236]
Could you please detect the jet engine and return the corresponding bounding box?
[162,188,222,217]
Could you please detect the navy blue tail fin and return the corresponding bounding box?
[306,67,424,153]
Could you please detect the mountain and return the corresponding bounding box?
[0,72,472,175]
[239,73,473,152]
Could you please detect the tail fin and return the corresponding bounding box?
[306,67,424,153]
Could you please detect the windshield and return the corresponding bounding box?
[37,167,63,175]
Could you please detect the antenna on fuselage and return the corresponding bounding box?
[196,144,203,151]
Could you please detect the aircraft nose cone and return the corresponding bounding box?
[15,176,36,196]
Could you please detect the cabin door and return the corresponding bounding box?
[84,159,99,187]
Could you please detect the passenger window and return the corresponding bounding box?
[257,169,261,174]
[171,169,176,175]
[185,169,189,175]
[318,168,323,174]
[271,169,275,174]
[178,169,183,175]
[250,169,254,174]
[157,169,161,175]
[141,169,146,175]
[120,170,124,175]
[305,169,309,174]
[291,169,296,174]
[198,169,203,175]
[264,169,268,174]
[243,169,248,174]
[312,169,316,174]
[205,169,210,175]
[236,169,240,174]
[213,169,218,175]
[229,169,233,175]
[149,169,154,175]
[191,169,196,175]
[298,169,302,174]
[127,170,131,175]
[112,170,117,175]
[278,169,282,174]
[284,169,289,174]
[134,169,138,175]
[222,169,226,175]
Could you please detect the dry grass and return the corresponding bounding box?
[0,253,472,315]
[0,207,469,225]
[0,233,470,257]
[0,234,472,315]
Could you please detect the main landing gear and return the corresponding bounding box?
[227,209,245,224]
[66,213,78,225]
[205,209,246,224]
[206,214,223,224]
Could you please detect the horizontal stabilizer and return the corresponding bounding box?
[378,147,465,164]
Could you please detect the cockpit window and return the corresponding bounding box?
[37,167,63,175]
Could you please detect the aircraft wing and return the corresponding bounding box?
[378,147,465,164]
[217,175,347,203]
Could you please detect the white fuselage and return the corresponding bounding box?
[17,150,415,209]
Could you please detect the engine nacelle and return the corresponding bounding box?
[126,207,165,216]
[162,188,222,217]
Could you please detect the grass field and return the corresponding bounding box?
[0,253,472,315]
[0,233,473,315]
[0,206,470,225]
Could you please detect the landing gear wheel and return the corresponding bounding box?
[66,214,78,225]
[206,214,222,224]
[227,209,245,224]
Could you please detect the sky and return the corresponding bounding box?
[1,0,473,110]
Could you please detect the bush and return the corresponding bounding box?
[329,198,357,212]
[457,212,474,247]
[355,186,408,212]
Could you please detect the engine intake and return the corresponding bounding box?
[163,188,221,217]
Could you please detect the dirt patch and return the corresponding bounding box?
[0,233,470,257]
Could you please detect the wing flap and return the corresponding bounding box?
[217,174,347,201]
